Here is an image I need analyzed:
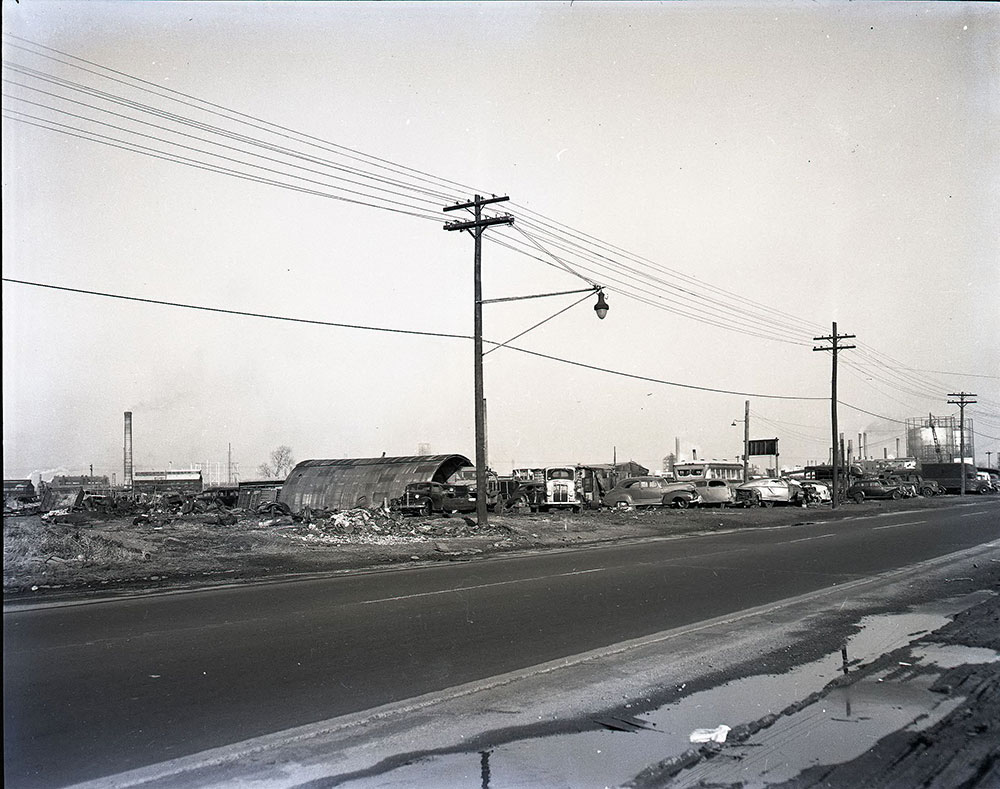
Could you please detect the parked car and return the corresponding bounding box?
[659,484,703,509]
[604,476,678,509]
[396,482,477,515]
[735,478,802,507]
[846,478,902,503]
[663,479,734,507]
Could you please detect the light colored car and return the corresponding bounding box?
[735,478,802,507]
[663,479,734,507]
[659,484,703,509]
[604,476,677,510]
[799,480,832,503]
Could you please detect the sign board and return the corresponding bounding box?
[748,438,779,456]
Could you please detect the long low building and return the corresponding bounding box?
[279,455,471,512]
[132,470,203,495]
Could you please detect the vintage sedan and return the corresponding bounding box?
[396,482,477,516]
[663,479,734,507]
[735,478,802,507]
[603,476,678,510]
[659,484,703,509]
[846,478,903,503]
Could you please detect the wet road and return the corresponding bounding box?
[4,500,999,788]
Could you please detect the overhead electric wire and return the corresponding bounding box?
[1,95,447,217]
[2,109,444,222]
[1,79,449,210]
[2,277,826,401]
[489,230,815,347]
[3,34,478,201]
[486,234,814,347]
[505,216,817,341]
[509,225,814,341]
[3,35,994,414]
[508,202,822,337]
[1,277,471,339]
[2,60,455,207]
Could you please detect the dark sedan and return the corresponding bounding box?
[846,479,903,503]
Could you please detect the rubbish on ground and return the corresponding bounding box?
[689,724,731,744]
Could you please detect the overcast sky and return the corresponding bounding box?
[3,1,998,483]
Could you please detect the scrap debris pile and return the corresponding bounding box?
[22,490,505,545]
[259,501,498,545]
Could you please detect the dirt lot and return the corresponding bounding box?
[2,494,977,600]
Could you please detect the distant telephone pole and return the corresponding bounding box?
[813,322,856,508]
[444,195,514,527]
[947,391,977,495]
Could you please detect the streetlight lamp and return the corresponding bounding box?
[731,399,750,483]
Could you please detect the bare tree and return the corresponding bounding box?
[258,445,295,479]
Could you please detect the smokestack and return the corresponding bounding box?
[124,411,133,489]
[896,438,900,458]
[675,437,680,463]
[692,448,698,461]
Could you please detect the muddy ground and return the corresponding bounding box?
[1,494,974,600]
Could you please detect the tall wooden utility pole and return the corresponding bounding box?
[813,322,855,508]
[947,391,977,495]
[743,400,750,483]
[444,195,514,527]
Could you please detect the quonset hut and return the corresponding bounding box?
[279,455,472,512]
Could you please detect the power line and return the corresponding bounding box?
[1,277,469,340]
[4,35,993,408]
[3,276,826,401]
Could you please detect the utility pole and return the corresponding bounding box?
[743,399,750,483]
[444,195,514,527]
[813,322,856,509]
[947,391,977,495]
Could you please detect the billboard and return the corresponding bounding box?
[748,438,779,456]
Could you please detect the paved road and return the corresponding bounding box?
[4,500,999,788]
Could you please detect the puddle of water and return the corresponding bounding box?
[339,602,979,788]
[669,670,962,788]
[911,643,1000,669]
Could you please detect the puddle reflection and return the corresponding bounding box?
[341,604,983,788]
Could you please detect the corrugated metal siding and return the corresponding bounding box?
[279,455,472,512]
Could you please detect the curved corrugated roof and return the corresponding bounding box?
[278,455,472,512]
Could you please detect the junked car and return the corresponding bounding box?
[659,484,703,509]
[735,478,802,507]
[663,479,733,507]
[603,476,679,510]
[799,480,832,504]
[846,478,903,503]
[396,482,477,516]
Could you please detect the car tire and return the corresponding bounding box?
[852,492,865,504]
[891,490,902,500]
[761,499,774,508]
[420,501,433,517]
[614,500,631,511]
[920,487,934,497]
[673,497,689,509]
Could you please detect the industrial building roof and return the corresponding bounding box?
[279,455,471,512]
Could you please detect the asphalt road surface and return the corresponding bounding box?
[4,500,999,788]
